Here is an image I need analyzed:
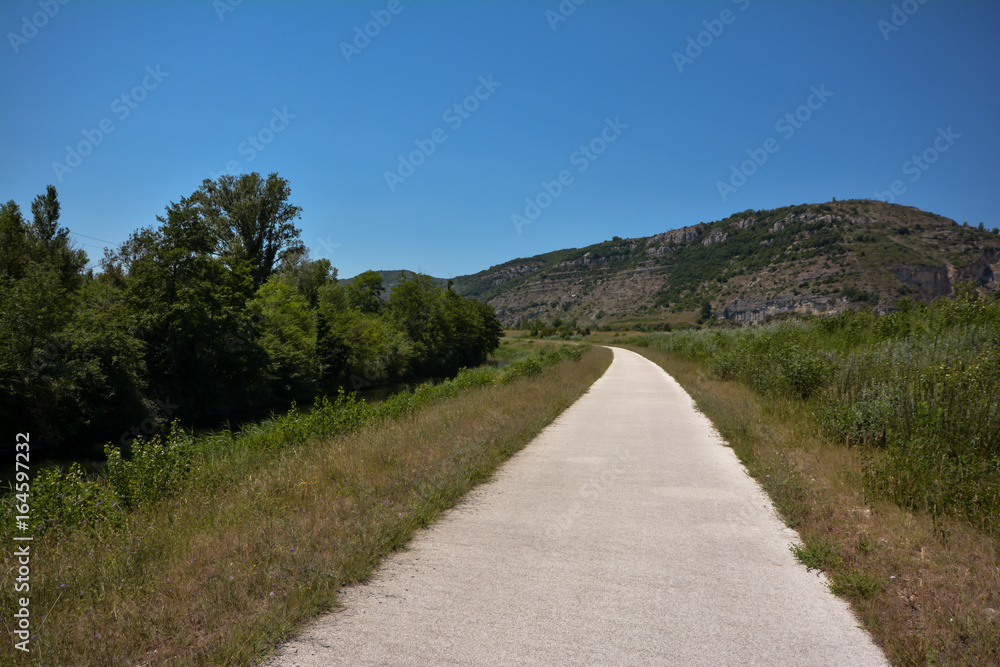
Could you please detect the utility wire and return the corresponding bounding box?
[69,231,115,245]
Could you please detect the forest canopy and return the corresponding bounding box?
[0,174,502,449]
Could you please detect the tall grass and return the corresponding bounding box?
[1,345,585,545]
[633,289,1000,535]
[0,344,599,666]
[629,324,1000,665]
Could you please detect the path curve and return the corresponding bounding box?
[266,347,887,666]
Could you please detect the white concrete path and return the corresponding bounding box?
[266,347,887,666]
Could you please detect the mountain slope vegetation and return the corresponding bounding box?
[452,200,1000,327]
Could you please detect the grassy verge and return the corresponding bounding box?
[1,345,611,666]
[628,345,1000,666]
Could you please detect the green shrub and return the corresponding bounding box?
[789,539,841,570]
[828,570,885,600]
[105,421,193,509]
[18,463,114,536]
[500,357,543,384]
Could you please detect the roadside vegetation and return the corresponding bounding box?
[0,343,609,666]
[1,175,502,453]
[628,287,1000,665]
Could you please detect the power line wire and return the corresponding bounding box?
[68,231,115,245]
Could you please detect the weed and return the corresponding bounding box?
[829,570,885,600]
[790,539,841,571]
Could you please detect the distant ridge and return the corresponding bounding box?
[339,270,448,294]
[447,200,1000,326]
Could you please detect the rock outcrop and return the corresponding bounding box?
[892,265,952,298]
[721,296,850,324]
[486,263,541,286]
[702,229,728,246]
[950,248,998,287]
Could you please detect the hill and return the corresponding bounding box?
[451,200,1000,327]
[339,269,449,294]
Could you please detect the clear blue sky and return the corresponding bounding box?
[2,0,998,279]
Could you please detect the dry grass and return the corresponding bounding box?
[1,347,611,666]
[629,345,1000,666]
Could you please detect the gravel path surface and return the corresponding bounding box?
[265,346,887,666]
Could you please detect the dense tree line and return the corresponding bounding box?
[1,174,502,449]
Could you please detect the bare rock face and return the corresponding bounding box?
[951,248,998,287]
[554,252,630,269]
[894,250,999,298]
[783,212,834,225]
[703,229,729,246]
[486,263,541,287]
[892,265,952,297]
[721,296,850,324]
[649,227,700,246]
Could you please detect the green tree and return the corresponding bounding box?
[388,274,501,377]
[194,172,304,290]
[0,200,30,280]
[28,185,88,289]
[30,185,64,252]
[251,276,318,397]
[388,274,446,376]
[0,262,71,443]
[699,299,713,324]
[315,281,410,385]
[102,196,266,417]
[346,270,385,314]
[278,251,336,308]
[56,280,152,441]
[0,188,147,447]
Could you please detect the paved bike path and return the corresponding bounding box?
[267,347,887,666]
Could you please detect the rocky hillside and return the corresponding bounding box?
[451,200,1000,326]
